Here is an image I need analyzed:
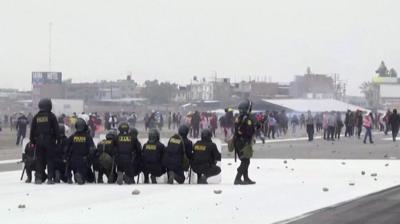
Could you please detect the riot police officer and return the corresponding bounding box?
[94,130,117,183]
[115,123,141,185]
[162,125,192,184]
[191,129,221,184]
[66,118,96,185]
[22,142,41,183]
[142,129,165,184]
[232,99,256,185]
[178,125,194,160]
[29,98,59,184]
[54,124,68,183]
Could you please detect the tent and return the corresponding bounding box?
[260,99,368,113]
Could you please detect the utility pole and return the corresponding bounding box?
[49,22,53,72]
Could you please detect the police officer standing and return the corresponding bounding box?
[29,98,59,184]
[191,129,221,184]
[232,100,256,185]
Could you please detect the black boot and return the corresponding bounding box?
[25,171,32,183]
[243,170,256,185]
[150,175,157,184]
[108,173,115,184]
[67,176,73,184]
[54,170,61,183]
[47,178,55,185]
[144,174,150,184]
[116,172,123,185]
[34,172,43,185]
[168,171,174,184]
[198,174,207,184]
[75,173,85,185]
[234,171,245,185]
[97,175,104,184]
[123,174,135,184]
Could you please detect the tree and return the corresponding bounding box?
[360,81,378,108]
[142,79,178,104]
[389,68,398,77]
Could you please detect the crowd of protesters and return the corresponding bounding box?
[2,107,400,148]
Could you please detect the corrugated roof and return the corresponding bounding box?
[262,99,368,112]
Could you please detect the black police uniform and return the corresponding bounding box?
[162,134,190,184]
[191,138,221,184]
[66,131,96,184]
[142,141,166,183]
[95,137,117,183]
[22,142,46,183]
[233,102,257,185]
[115,132,141,184]
[29,99,59,184]
[54,129,69,183]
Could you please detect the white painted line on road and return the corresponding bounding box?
[220,136,323,146]
[0,159,20,165]
[382,137,399,141]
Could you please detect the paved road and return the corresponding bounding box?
[223,133,400,160]
[0,162,22,172]
[1,133,399,172]
[283,185,400,224]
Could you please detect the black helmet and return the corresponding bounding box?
[201,129,212,142]
[178,125,189,138]
[106,129,117,140]
[58,124,66,137]
[148,128,160,143]
[75,118,86,132]
[38,98,52,112]
[238,99,252,116]
[118,122,130,134]
[130,127,139,138]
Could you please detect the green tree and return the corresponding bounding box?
[360,81,378,108]
[389,68,398,77]
[143,79,178,104]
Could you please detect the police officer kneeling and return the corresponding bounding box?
[66,118,96,185]
[22,142,42,183]
[191,129,221,184]
[94,130,117,183]
[54,124,69,183]
[162,125,192,184]
[142,129,165,184]
[115,123,141,185]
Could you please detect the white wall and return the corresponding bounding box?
[52,99,84,116]
[380,84,400,98]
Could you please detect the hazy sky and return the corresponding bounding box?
[1,0,399,95]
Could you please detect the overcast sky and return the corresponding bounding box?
[1,0,399,95]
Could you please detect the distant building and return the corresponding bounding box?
[289,73,334,99]
[33,74,139,103]
[0,89,19,99]
[232,81,290,101]
[372,76,400,110]
[189,77,232,101]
